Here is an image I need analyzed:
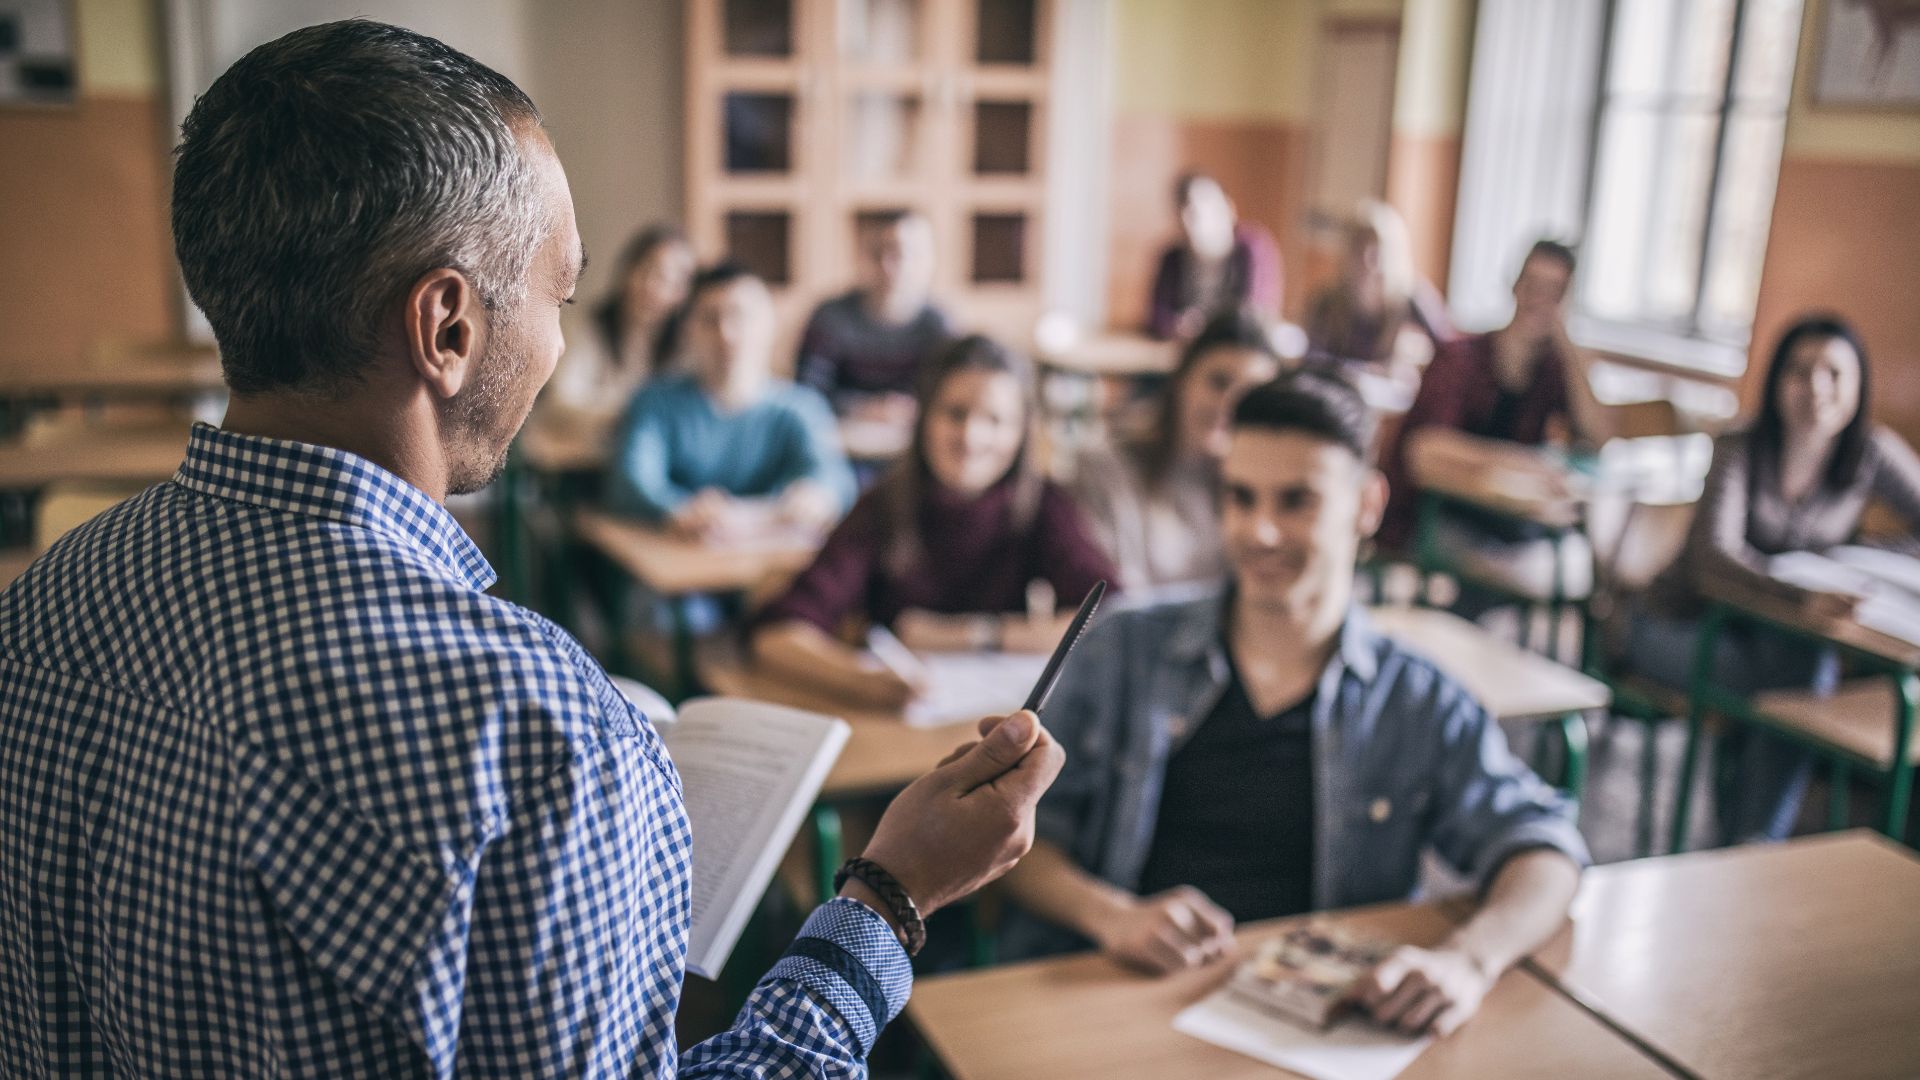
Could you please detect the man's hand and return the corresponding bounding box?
[1354,944,1496,1037]
[852,711,1065,919]
[1093,886,1237,974]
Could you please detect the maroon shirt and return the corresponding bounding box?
[757,476,1117,635]
[1380,332,1570,549]
[1146,223,1284,340]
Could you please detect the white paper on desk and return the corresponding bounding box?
[1173,988,1430,1080]
[1771,549,1920,646]
[903,652,1049,727]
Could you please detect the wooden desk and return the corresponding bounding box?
[1529,832,1920,1080]
[517,417,610,474]
[573,509,818,596]
[0,347,225,400]
[1699,571,1920,670]
[908,902,1666,1080]
[1369,605,1610,721]
[0,425,189,489]
[1035,332,1178,379]
[698,659,971,799]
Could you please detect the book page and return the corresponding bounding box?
[660,699,849,978]
[1174,988,1429,1080]
[904,652,1049,728]
[1772,550,1920,646]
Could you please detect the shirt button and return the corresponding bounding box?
[1369,797,1392,823]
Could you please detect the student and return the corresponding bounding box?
[1629,315,1920,844]
[1380,239,1613,605]
[607,262,857,542]
[1002,374,1586,1037]
[1304,200,1453,389]
[796,209,953,422]
[1067,310,1281,595]
[1146,172,1283,340]
[0,21,1064,1073]
[752,335,1117,709]
[545,224,694,416]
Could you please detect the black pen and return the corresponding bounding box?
[1021,580,1107,715]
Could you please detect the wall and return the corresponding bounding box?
[1385,0,1473,293]
[520,0,684,353]
[1748,0,1920,442]
[1104,0,1322,327]
[0,0,175,366]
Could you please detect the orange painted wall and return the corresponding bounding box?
[0,95,176,365]
[1749,158,1920,442]
[1105,115,1313,329]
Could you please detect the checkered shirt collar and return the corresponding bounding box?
[172,422,496,592]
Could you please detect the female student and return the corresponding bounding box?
[546,225,694,415]
[1630,315,1920,844]
[1146,173,1282,340]
[751,335,1117,709]
[1067,311,1282,595]
[1304,200,1452,389]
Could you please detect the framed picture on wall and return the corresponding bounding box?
[1812,0,1920,108]
[0,0,76,105]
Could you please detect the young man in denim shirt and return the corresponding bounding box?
[1002,373,1587,1038]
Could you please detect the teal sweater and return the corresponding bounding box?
[607,373,857,522]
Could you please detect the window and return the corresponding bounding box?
[1450,0,1803,370]
[1581,0,1802,344]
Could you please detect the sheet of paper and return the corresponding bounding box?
[903,652,1049,728]
[1173,988,1429,1080]
[1772,550,1920,647]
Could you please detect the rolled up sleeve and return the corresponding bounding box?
[1426,687,1591,890]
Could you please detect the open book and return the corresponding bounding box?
[615,681,850,979]
[1771,545,1920,647]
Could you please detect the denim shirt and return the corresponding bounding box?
[1005,590,1589,958]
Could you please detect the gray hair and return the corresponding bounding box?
[172,20,548,396]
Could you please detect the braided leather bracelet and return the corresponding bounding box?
[834,857,927,957]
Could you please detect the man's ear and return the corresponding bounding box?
[1357,466,1389,540]
[404,267,484,400]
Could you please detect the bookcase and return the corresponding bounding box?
[685,0,1057,355]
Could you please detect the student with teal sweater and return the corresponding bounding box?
[609,263,856,541]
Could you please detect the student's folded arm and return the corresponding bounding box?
[1686,435,1809,606]
[1423,679,1590,897]
[750,502,887,694]
[606,396,693,522]
[1868,426,1920,533]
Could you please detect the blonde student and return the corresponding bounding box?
[751,335,1117,709]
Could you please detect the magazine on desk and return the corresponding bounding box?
[615,682,850,979]
[1770,545,1920,647]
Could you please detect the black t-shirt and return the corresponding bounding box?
[1135,661,1315,923]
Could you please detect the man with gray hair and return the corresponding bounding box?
[0,20,1062,1077]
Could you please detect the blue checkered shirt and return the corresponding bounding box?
[0,424,911,1077]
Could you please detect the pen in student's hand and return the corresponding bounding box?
[1021,580,1107,715]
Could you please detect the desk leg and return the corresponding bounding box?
[1670,605,1727,854]
[1635,715,1660,858]
[1828,759,1852,831]
[670,596,698,702]
[1885,672,1918,840]
[812,804,844,906]
[494,448,531,605]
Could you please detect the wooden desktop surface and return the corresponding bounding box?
[0,347,225,398]
[1700,570,1920,669]
[1036,333,1179,379]
[1416,435,1712,529]
[1367,605,1611,720]
[518,418,610,474]
[0,424,190,489]
[907,902,1666,1080]
[698,660,974,799]
[572,509,819,596]
[1528,832,1920,1080]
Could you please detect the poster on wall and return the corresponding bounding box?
[1813,0,1920,107]
[0,0,75,105]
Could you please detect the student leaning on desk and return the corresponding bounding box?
[0,22,1066,1075]
[1000,373,1587,1038]
[750,334,1117,709]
